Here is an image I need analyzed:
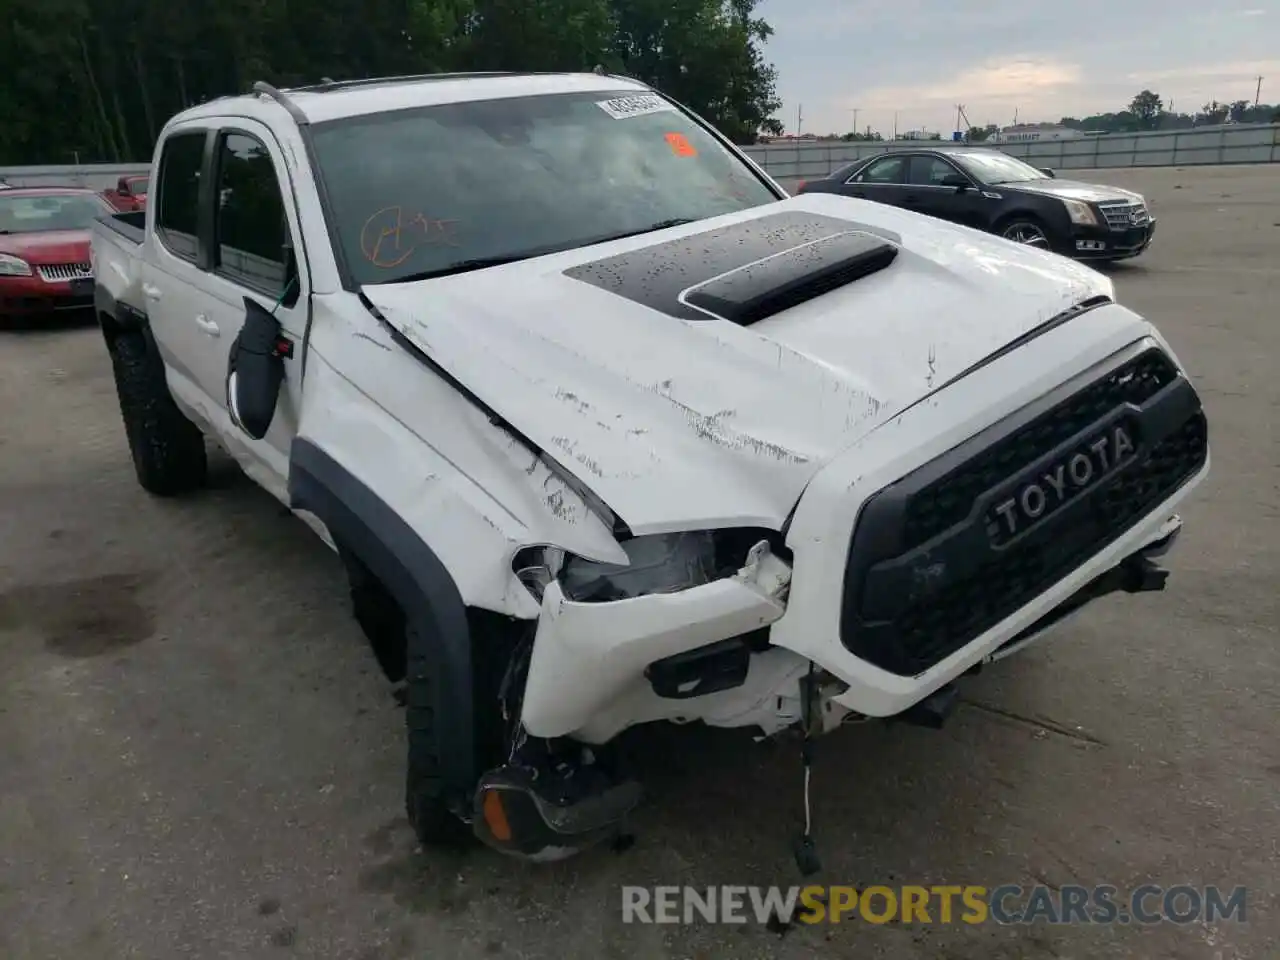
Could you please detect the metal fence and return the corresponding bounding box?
[740,123,1280,182]
[0,163,150,191]
[3,122,1276,190]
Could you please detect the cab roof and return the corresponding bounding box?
[172,72,654,127]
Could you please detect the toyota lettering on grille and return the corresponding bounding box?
[990,423,1137,540]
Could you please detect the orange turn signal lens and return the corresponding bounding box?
[481,788,512,842]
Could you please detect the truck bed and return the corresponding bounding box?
[91,211,146,318]
[96,210,145,245]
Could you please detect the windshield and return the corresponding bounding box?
[0,193,114,233]
[310,89,780,285]
[130,177,150,194]
[952,152,1049,185]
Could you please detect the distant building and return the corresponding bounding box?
[992,123,1084,143]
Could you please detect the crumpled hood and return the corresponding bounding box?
[1008,178,1143,204]
[363,194,1113,535]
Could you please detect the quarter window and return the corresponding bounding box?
[213,132,293,299]
[155,132,206,262]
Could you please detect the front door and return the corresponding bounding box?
[904,155,987,229]
[185,122,310,502]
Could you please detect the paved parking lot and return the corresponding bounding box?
[2,164,1277,960]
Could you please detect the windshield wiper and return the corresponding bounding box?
[378,219,701,284]
[384,255,531,283]
[588,218,698,245]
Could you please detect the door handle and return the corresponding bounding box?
[194,314,220,337]
[141,283,162,301]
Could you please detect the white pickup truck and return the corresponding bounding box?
[91,72,1209,866]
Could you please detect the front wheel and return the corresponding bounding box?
[997,217,1055,251]
[404,612,516,847]
[404,616,473,846]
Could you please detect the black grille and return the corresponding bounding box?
[889,414,1205,672]
[840,349,1207,678]
[900,349,1178,553]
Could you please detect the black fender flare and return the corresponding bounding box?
[94,283,148,343]
[287,437,477,802]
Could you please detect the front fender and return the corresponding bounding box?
[287,437,478,800]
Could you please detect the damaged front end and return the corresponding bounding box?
[470,510,1186,866]
[468,528,825,861]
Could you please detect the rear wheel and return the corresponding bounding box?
[997,216,1055,251]
[107,329,207,496]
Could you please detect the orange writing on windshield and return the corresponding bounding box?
[360,206,461,268]
[663,132,697,157]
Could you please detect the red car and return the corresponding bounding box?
[0,186,116,322]
[102,174,150,212]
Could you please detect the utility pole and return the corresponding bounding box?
[1256,76,1264,107]
[796,103,803,136]
[850,108,858,136]
[893,111,898,140]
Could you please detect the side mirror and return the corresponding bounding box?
[940,173,971,190]
[227,297,287,440]
[1039,167,1056,178]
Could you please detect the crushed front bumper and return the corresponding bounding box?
[520,542,796,741]
[520,319,1209,744]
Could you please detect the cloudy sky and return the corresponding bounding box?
[755,0,1278,136]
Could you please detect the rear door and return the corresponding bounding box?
[140,124,219,429]
[840,154,911,208]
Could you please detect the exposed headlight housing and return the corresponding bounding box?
[0,253,32,277]
[513,529,791,604]
[1062,199,1098,226]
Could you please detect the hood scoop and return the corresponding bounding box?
[682,230,897,326]
[563,209,900,325]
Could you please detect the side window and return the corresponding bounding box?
[155,132,206,262]
[213,132,294,301]
[907,156,962,186]
[857,156,907,184]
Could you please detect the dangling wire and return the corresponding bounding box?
[803,763,812,835]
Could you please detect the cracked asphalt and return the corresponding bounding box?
[2,164,1277,959]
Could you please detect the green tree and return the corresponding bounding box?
[0,0,783,163]
[1128,89,1164,130]
[1227,99,1251,122]
[1200,100,1229,124]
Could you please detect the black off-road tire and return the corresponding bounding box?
[404,619,474,847]
[404,612,516,848]
[108,330,208,496]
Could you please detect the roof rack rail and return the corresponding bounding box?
[252,81,310,125]
[291,71,521,94]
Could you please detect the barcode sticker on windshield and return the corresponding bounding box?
[595,94,675,120]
